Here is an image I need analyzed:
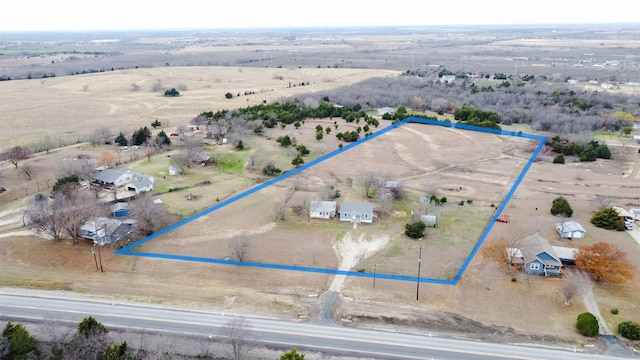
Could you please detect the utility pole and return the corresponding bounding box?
[416,245,422,301]
[91,248,98,271]
[97,244,104,272]
[373,263,376,289]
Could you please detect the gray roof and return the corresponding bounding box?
[92,168,129,183]
[310,201,336,213]
[520,233,562,268]
[130,174,153,190]
[556,221,586,233]
[340,202,374,214]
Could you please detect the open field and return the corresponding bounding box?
[0,66,399,149]
[2,27,640,354]
[130,122,534,282]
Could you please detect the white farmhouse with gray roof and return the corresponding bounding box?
[310,201,336,219]
[339,202,374,224]
[91,167,154,194]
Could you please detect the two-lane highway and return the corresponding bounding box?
[0,290,631,359]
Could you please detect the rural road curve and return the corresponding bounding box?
[1,288,635,359]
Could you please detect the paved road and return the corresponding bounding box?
[0,290,634,359]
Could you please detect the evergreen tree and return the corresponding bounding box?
[550,197,573,217]
[114,132,128,146]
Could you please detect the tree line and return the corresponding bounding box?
[1,317,306,360]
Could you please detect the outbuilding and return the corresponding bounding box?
[556,221,586,239]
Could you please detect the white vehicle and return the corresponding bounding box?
[630,208,640,221]
[625,222,634,231]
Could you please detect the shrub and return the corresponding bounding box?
[225,92,233,99]
[591,207,622,230]
[553,154,565,164]
[262,164,282,176]
[576,312,599,337]
[618,321,640,340]
[611,308,619,315]
[404,221,426,239]
[164,88,179,96]
[550,196,573,217]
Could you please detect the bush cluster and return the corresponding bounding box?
[576,312,599,337]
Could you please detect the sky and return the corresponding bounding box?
[2,0,638,32]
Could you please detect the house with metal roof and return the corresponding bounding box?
[556,221,586,239]
[339,202,374,224]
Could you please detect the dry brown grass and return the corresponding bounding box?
[0,66,399,150]
[1,67,640,345]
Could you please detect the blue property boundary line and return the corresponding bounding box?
[115,117,547,285]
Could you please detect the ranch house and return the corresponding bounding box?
[91,167,154,194]
[339,202,374,224]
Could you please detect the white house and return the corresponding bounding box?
[91,167,154,194]
[377,107,395,117]
[439,75,456,83]
[309,201,336,219]
[556,221,586,239]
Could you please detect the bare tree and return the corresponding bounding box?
[170,150,192,174]
[359,172,381,198]
[273,200,287,221]
[24,195,66,240]
[31,135,55,153]
[59,191,102,244]
[20,164,33,180]
[57,157,96,181]
[558,278,578,306]
[90,127,113,145]
[1,146,31,168]
[219,318,253,360]
[130,194,173,235]
[593,195,616,209]
[228,233,252,261]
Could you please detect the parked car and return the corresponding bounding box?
[625,222,634,231]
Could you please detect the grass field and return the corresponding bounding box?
[1,66,640,349]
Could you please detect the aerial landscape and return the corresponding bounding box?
[1,3,640,359]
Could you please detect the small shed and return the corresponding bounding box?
[421,214,438,228]
[556,221,586,239]
[310,201,337,219]
[169,165,183,176]
[110,202,129,218]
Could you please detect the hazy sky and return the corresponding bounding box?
[2,0,637,31]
